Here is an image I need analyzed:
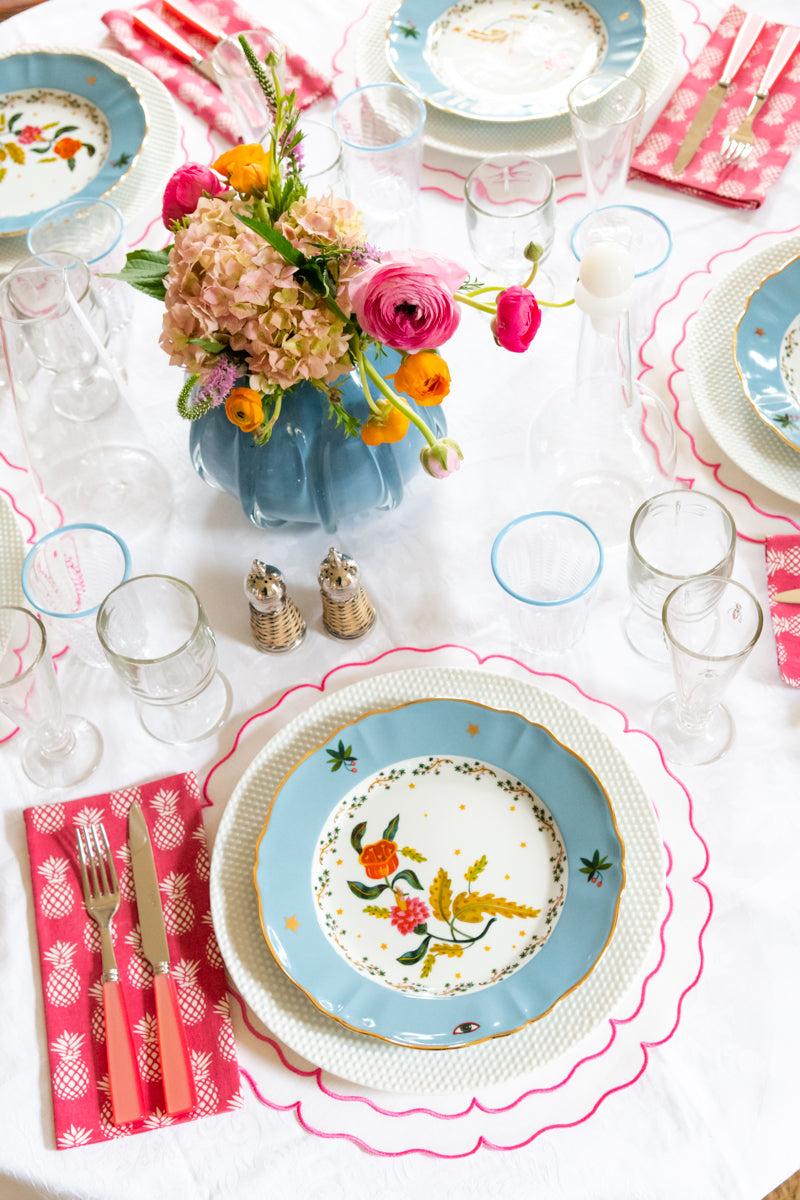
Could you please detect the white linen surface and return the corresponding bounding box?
[1,0,799,1197]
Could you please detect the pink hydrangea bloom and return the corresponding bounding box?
[162,163,228,230]
[159,194,369,391]
[390,896,431,935]
[348,250,468,353]
[491,286,542,353]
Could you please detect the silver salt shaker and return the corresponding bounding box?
[244,560,306,652]
[318,547,376,639]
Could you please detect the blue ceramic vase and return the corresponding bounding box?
[188,350,446,533]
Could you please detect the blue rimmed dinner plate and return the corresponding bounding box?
[255,697,624,1049]
[0,50,148,237]
[386,0,647,121]
[733,253,800,454]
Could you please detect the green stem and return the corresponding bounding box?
[355,345,382,417]
[539,298,575,308]
[454,293,498,314]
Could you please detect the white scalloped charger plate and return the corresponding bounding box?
[211,664,665,1092]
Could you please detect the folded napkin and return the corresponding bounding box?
[23,772,242,1148]
[102,0,333,143]
[629,6,800,209]
[764,535,800,686]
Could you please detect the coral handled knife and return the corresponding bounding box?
[673,11,766,173]
[128,802,197,1116]
[131,8,221,87]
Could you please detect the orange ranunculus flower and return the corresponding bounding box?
[389,352,451,406]
[360,404,410,446]
[359,839,399,880]
[225,387,263,432]
[54,136,82,160]
[213,143,272,196]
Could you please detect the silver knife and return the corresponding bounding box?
[772,588,800,604]
[673,12,766,174]
[132,8,221,88]
[128,802,197,1116]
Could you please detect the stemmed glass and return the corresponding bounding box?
[0,606,103,786]
[652,577,763,766]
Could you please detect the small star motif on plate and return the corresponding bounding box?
[755,327,765,336]
[520,841,527,848]
[285,915,300,931]
[454,849,461,856]
[467,723,479,737]
[459,803,466,810]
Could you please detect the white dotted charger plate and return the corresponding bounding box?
[210,664,666,1092]
[686,234,800,506]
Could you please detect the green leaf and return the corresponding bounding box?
[54,124,78,137]
[189,336,226,354]
[396,937,432,966]
[350,821,367,854]
[85,143,96,157]
[392,868,423,891]
[109,248,171,301]
[346,879,388,900]
[233,211,303,265]
[382,814,400,842]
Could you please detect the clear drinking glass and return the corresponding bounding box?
[652,577,763,766]
[491,511,603,655]
[22,523,131,667]
[568,73,645,209]
[333,83,426,246]
[626,490,737,662]
[0,253,116,420]
[0,606,103,786]
[96,575,231,744]
[465,153,555,285]
[27,198,133,338]
[297,119,346,197]
[211,30,285,144]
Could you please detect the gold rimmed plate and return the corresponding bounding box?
[0,50,148,237]
[254,696,624,1049]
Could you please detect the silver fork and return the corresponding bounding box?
[76,824,144,1125]
[720,26,800,163]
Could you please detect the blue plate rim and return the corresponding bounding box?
[254,696,625,1049]
[733,251,800,455]
[0,48,149,237]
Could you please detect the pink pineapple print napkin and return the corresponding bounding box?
[23,772,242,1148]
[102,0,333,143]
[765,535,800,686]
[629,6,800,209]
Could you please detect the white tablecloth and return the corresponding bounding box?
[1,1,799,1197]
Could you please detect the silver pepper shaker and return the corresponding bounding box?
[318,547,376,639]
[244,560,306,653]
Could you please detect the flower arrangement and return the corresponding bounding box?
[118,37,564,481]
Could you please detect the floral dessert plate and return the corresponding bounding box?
[385,0,647,121]
[733,253,800,454]
[0,51,148,237]
[254,697,624,1049]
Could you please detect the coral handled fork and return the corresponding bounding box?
[76,824,145,1125]
[720,26,800,162]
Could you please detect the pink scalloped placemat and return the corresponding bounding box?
[203,644,711,1157]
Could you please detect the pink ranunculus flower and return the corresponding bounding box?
[390,896,431,935]
[349,250,468,353]
[491,286,542,353]
[162,163,228,230]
